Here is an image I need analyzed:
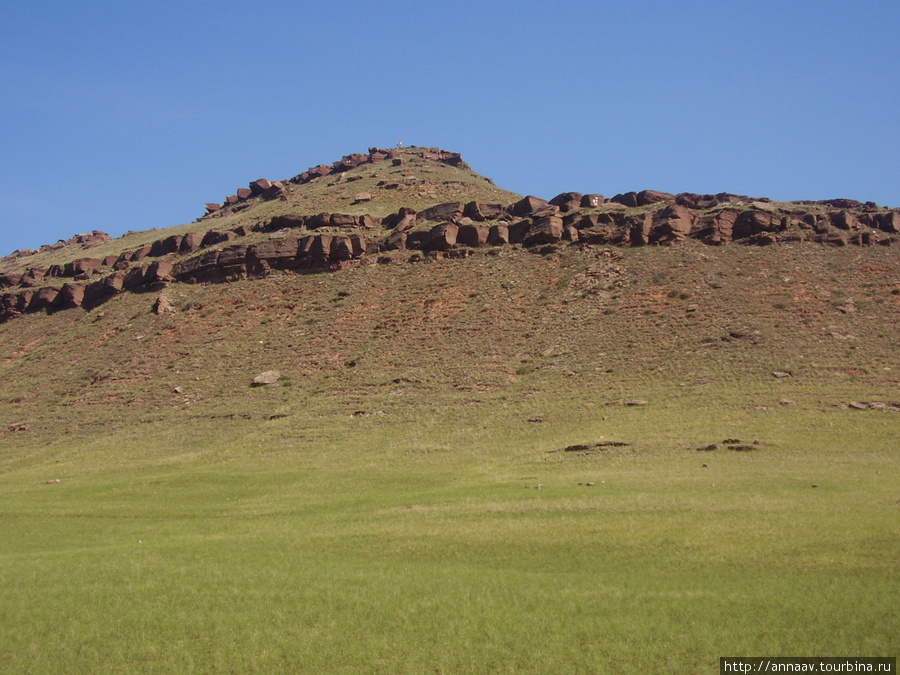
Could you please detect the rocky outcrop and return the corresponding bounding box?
[282,147,469,191]
[510,196,555,218]
[525,216,564,245]
[3,147,899,325]
[419,202,465,223]
[549,192,583,212]
[424,223,459,251]
[4,232,111,263]
[610,190,675,208]
[383,207,417,232]
[464,201,504,222]
[457,224,489,247]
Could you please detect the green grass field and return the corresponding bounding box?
[1,244,898,672]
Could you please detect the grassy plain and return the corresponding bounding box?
[1,244,899,672]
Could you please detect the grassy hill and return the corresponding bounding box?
[0,149,898,673]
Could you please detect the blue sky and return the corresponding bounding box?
[2,0,898,256]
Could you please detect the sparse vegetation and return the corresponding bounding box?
[0,154,898,672]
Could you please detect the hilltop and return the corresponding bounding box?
[1,146,898,325]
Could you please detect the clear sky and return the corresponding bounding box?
[2,0,898,256]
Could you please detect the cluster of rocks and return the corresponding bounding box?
[377,192,900,251]
[0,214,382,319]
[201,147,468,218]
[287,147,468,186]
[2,187,898,324]
[847,401,900,412]
[2,231,110,263]
[205,178,286,216]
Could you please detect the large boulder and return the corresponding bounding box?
[307,235,334,266]
[625,213,653,246]
[457,224,489,247]
[565,213,599,230]
[84,272,124,304]
[304,213,330,230]
[18,268,46,287]
[249,239,301,270]
[487,224,509,246]
[69,230,110,247]
[334,153,368,171]
[252,371,280,386]
[357,215,379,230]
[104,271,126,294]
[525,216,564,245]
[57,283,85,309]
[424,223,459,251]
[330,236,358,261]
[29,286,60,311]
[10,290,34,313]
[350,235,368,257]
[385,208,417,232]
[650,205,694,243]
[267,214,307,231]
[217,245,249,270]
[507,220,532,244]
[418,202,465,222]
[1,292,21,319]
[577,223,624,245]
[637,190,675,206]
[201,230,237,247]
[176,251,220,282]
[308,164,333,179]
[249,179,272,195]
[263,182,285,200]
[0,273,23,288]
[236,187,253,200]
[131,245,152,262]
[691,209,738,245]
[330,213,358,229]
[732,209,781,240]
[180,232,204,253]
[830,211,859,230]
[711,210,740,243]
[464,202,504,221]
[610,192,639,207]
[145,261,175,284]
[549,192,583,212]
[150,235,183,257]
[383,231,408,251]
[876,211,900,233]
[509,196,553,217]
[123,266,148,290]
[65,258,103,277]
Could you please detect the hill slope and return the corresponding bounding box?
[0,148,898,673]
